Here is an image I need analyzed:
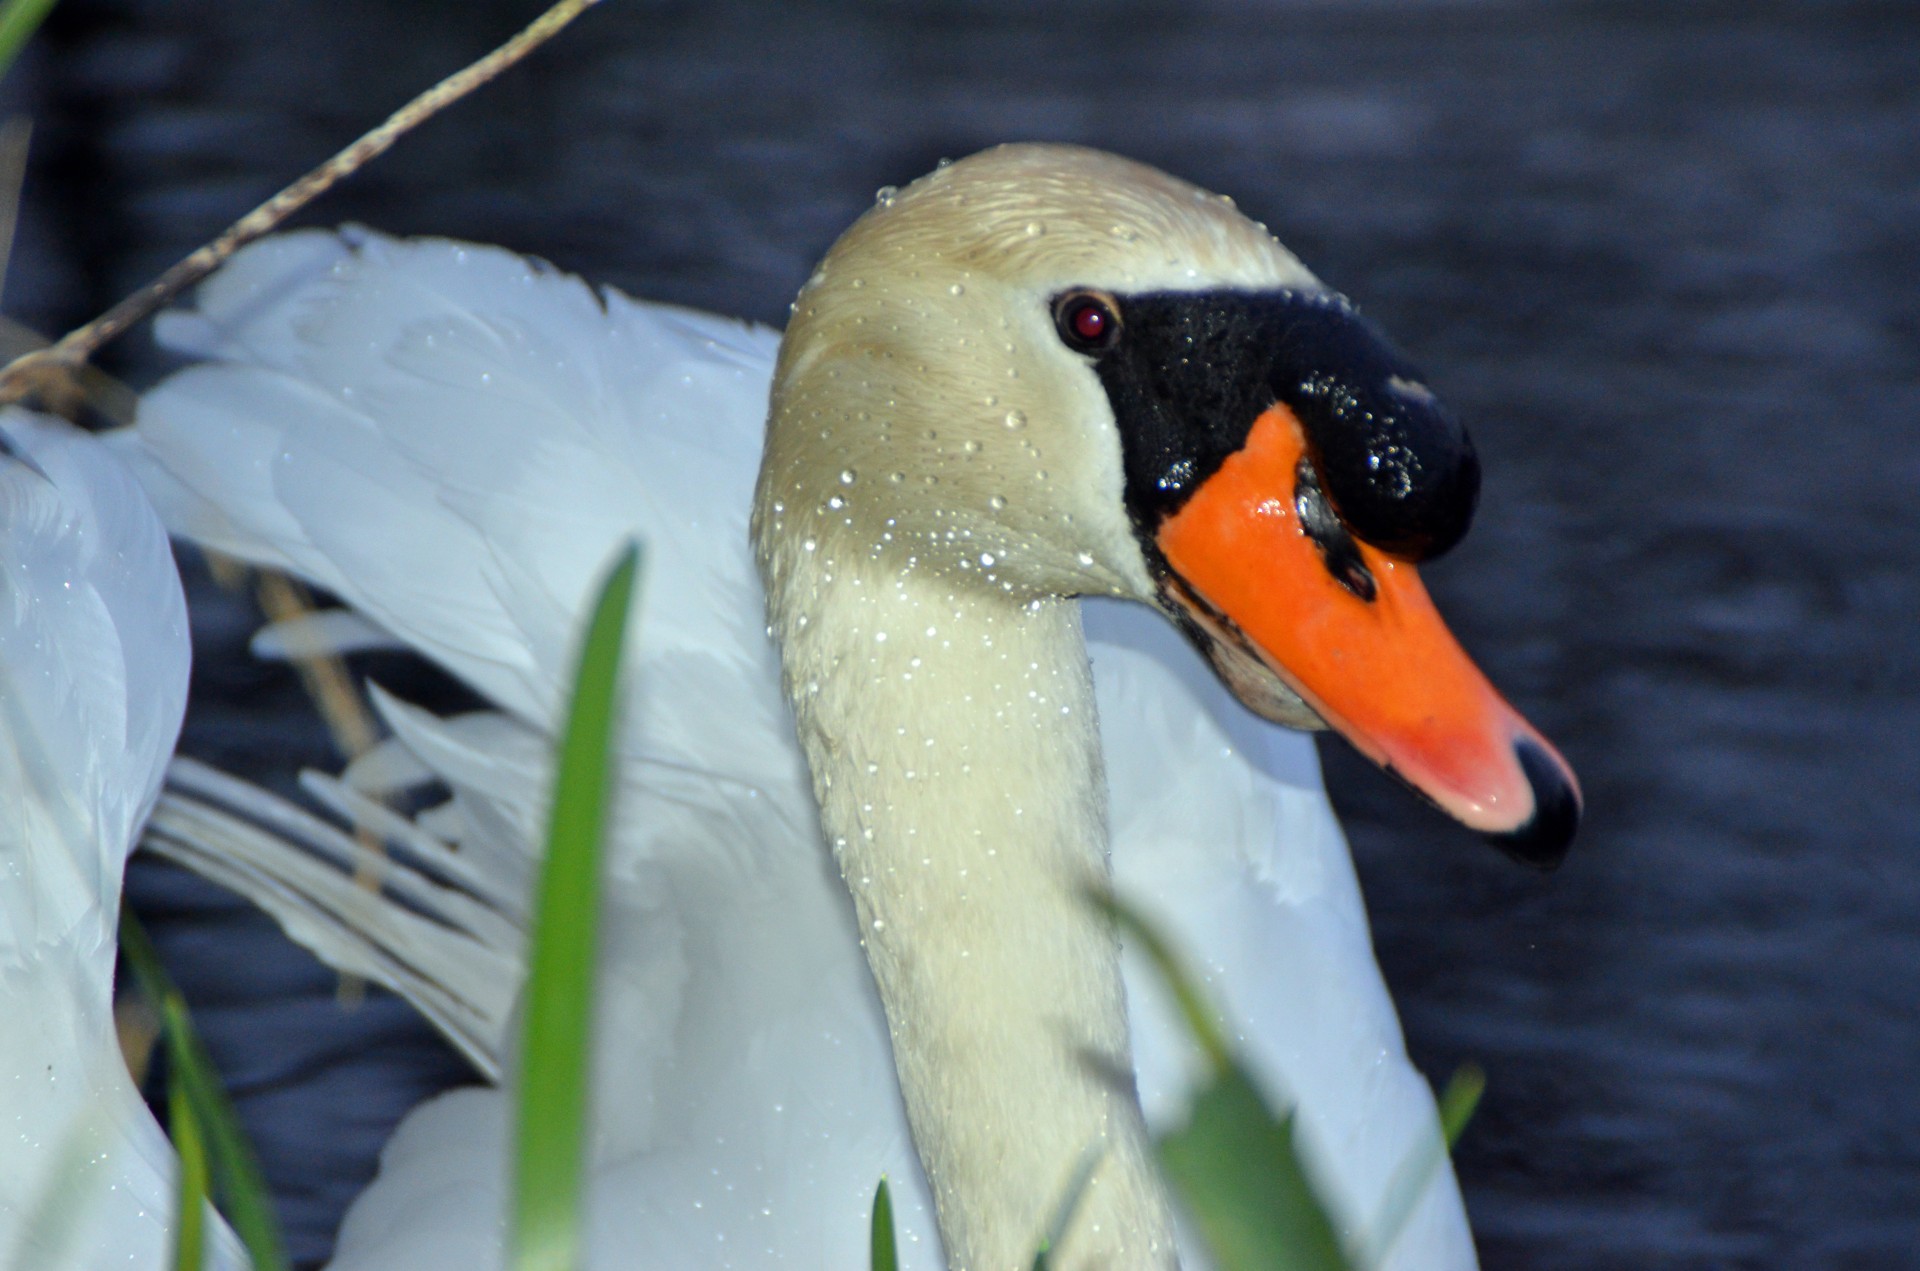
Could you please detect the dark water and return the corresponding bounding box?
[12,1,1920,1265]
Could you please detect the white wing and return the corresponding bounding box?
[123,228,794,789]
[124,229,941,1268]
[0,411,243,1271]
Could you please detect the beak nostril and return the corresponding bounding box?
[1485,737,1582,870]
[1292,455,1376,601]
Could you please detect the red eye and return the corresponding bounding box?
[1054,291,1120,352]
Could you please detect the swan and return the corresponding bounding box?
[0,410,244,1269]
[121,143,1577,1269]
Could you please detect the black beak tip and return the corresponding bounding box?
[1484,737,1581,871]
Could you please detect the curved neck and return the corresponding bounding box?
[765,545,1176,1270]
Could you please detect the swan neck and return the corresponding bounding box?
[762,541,1176,1270]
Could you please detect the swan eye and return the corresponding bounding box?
[1053,291,1121,353]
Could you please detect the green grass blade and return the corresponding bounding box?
[870,1178,898,1271]
[0,0,57,82]
[1361,1064,1486,1269]
[1086,887,1230,1074]
[1157,1066,1352,1271]
[1031,1146,1099,1267]
[119,908,291,1271]
[1436,1063,1484,1149]
[169,1081,209,1271]
[510,542,639,1271]
[1095,891,1353,1271]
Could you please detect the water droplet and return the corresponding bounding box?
[802,538,818,552]
[979,552,996,566]
[874,185,898,206]
[1024,221,1045,236]
[888,471,905,484]
[963,439,981,454]
[948,282,965,296]
[1004,409,1027,429]
[988,494,1007,511]
[840,469,858,485]
[849,277,866,289]
[1076,551,1095,567]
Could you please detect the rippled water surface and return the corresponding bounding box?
[12,1,1920,1265]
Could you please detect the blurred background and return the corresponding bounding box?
[5,0,1918,1266]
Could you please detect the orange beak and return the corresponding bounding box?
[1155,404,1581,866]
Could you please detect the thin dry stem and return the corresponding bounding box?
[113,996,161,1088]
[0,116,32,309]
[0,0,602,407]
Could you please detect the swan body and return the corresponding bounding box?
[116,144,1577,1268]
[757,145,1569,1266]
[0,411,242,1270]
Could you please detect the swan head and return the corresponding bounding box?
[756,143,1579,866]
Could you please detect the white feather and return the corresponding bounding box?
[0,411,243,1271]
